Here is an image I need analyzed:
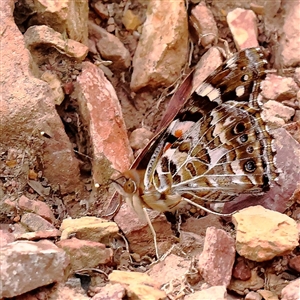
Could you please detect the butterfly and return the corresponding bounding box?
[112,47,279,257]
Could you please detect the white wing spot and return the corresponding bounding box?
[235,85,245,97]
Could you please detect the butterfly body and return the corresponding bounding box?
[114,47,278,221]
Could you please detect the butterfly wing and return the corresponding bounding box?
[152,100,277,207]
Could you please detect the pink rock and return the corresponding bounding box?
[20,213,56,231]
[0,229,15,246]
[232,258,251,281]
[0,240,69,298]
[0,1,83,195]
[288,255,300,273]
[18,195,55,224]
[114,203,175,257]
[261,74,298,101]
[190,2,218,48]
[227,8,259,50]
[281,278,300,300]
[198,227,236,287]
[75,61,133,185]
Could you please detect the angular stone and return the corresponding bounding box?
[262,100,295,126]
[130,0,188,91]
[57,238,113,273]
[147,254,191,286]
[261,74,298,101]
[288,255,300,272]
[198,227,235,287]
[129,128,154,151]
[279,1,300,66]
[181,214,223,236]
[92,283,126,300]
[0,240,69,298]
[41,71,65,105]
[0,1,83,195]
[193,47,223,91]
[24,25,89,60]
[88,21,131,70]
[18,195,55,224]
[21,212,56,231]
[228,269,264,296]
[16,229,61,241]
[114,203,175,257]
[109,270,160,289]
[126,284,167,300]
[232,257,251,281]
[233,206,298,262]
[184,286,227,300]
[0,229,15,246]
[190,1,218,48]
[281,278,300,300]
[75,62,133,185]
[60,216,119,245]
[227,8,259,50]
[17,0,89,45]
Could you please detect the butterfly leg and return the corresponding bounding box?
[142,207,160,259]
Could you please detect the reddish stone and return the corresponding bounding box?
[232,258,252,281]
[198,227,236,287]
[289,256,300,272]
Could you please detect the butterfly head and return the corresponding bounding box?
[112,170,149,220]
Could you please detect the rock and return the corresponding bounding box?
[198,227,236,287]
[179,231,204,256]
[0,240,69,298]
[108,270,166,299]
[223,128,300,216]
[88,21,131,70]
[190,2,218,48]
[261,74,298,102]
[232,206,298,262]
[129,128,154,151]
[184,286,227,300]
[288,255,300,272]
[262,100,295,127]
[281,278,300,300]
[75,61,133,185]
[24,25,89,60]
[60,216,119,245]
[279,1,300,66]
[93,2,109,20]
[227,8,259,50]
[0,229,15,246]
[0,1,82,195]
[228,269,264,296]
[193,47,223,91]
[56,237,113,273]
[245,291,263,300]
[41,71,65,105]
[18,195,55,224]
[92,283,126,300]
[0,198,17,222]
[20,212,57,231]
[114,203,175,257]
[181,214,223,236]
[257,290,279,300]
[15,0,88,45]
[16,229,61,241]
[130,0,188,91]
[147,254,191,286]
[122,9,143,31]
[232,257,252,281]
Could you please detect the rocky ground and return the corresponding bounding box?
[0,0,300,299]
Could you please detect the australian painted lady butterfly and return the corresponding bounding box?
[113,47,279,257]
